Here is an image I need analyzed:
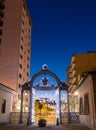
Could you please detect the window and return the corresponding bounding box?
[0,2,5,9]
[28,49,30,53]
[22,28,24,33]
[19,73,22,79]
[0,20,3,26]
[20,64,22,69]
[0,38,1,44]
[0,29,2,35]
[84,93,90,114]
[0,10,4,17]
[27,72,29,76]
[79,97,83,114]
[27,64,29,68]
[20,54,23,59]
[27,57,29,60]
[1,99,6,113]
[21,36,23,41]
[19,84,21,88]
[20,45,23,50]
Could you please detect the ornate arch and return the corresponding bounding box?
[30,64,61,87]
[19,65,70,125]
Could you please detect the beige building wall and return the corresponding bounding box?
[66,52,96,93]
[78,74,96,130]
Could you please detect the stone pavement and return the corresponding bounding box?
[0,123,92,130]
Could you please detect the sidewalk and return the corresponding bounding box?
[0,122,92,130]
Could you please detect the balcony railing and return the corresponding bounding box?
[71,77,77,85]
[69,85,77,93]
[71,63,76,70]
[71,56,75,65]
[71,70,76,78]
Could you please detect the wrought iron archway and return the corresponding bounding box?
[19,65,70,125]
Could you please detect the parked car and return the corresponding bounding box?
[38,119,47,127]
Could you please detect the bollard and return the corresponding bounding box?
[56,118,59,126]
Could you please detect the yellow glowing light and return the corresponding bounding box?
[74,91,78,95]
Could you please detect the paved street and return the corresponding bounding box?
[0,123,92,130]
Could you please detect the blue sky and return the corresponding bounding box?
[26,0,96,82]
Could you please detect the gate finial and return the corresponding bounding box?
[42,64,48,70]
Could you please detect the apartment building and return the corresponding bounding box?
[66,51,96,93]
[78,72,96,130]
[66,52,96,129]
[0,0,32,111]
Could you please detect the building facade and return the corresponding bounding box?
[0,83,14,123]
[66,52,96,129]
[0,0,32,111]
[78,72,96,130]
[66,51,96,93]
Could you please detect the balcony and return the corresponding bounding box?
[71,77,77,85]
[69,72,73,79]
[71,56,75,65]
[71,85,77,93]
[68,85,73,93]
[71,63,76,70]
[71,70,76,78]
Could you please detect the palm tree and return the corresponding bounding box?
[38,102,43,119]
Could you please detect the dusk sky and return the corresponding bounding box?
[26,0,96,82]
